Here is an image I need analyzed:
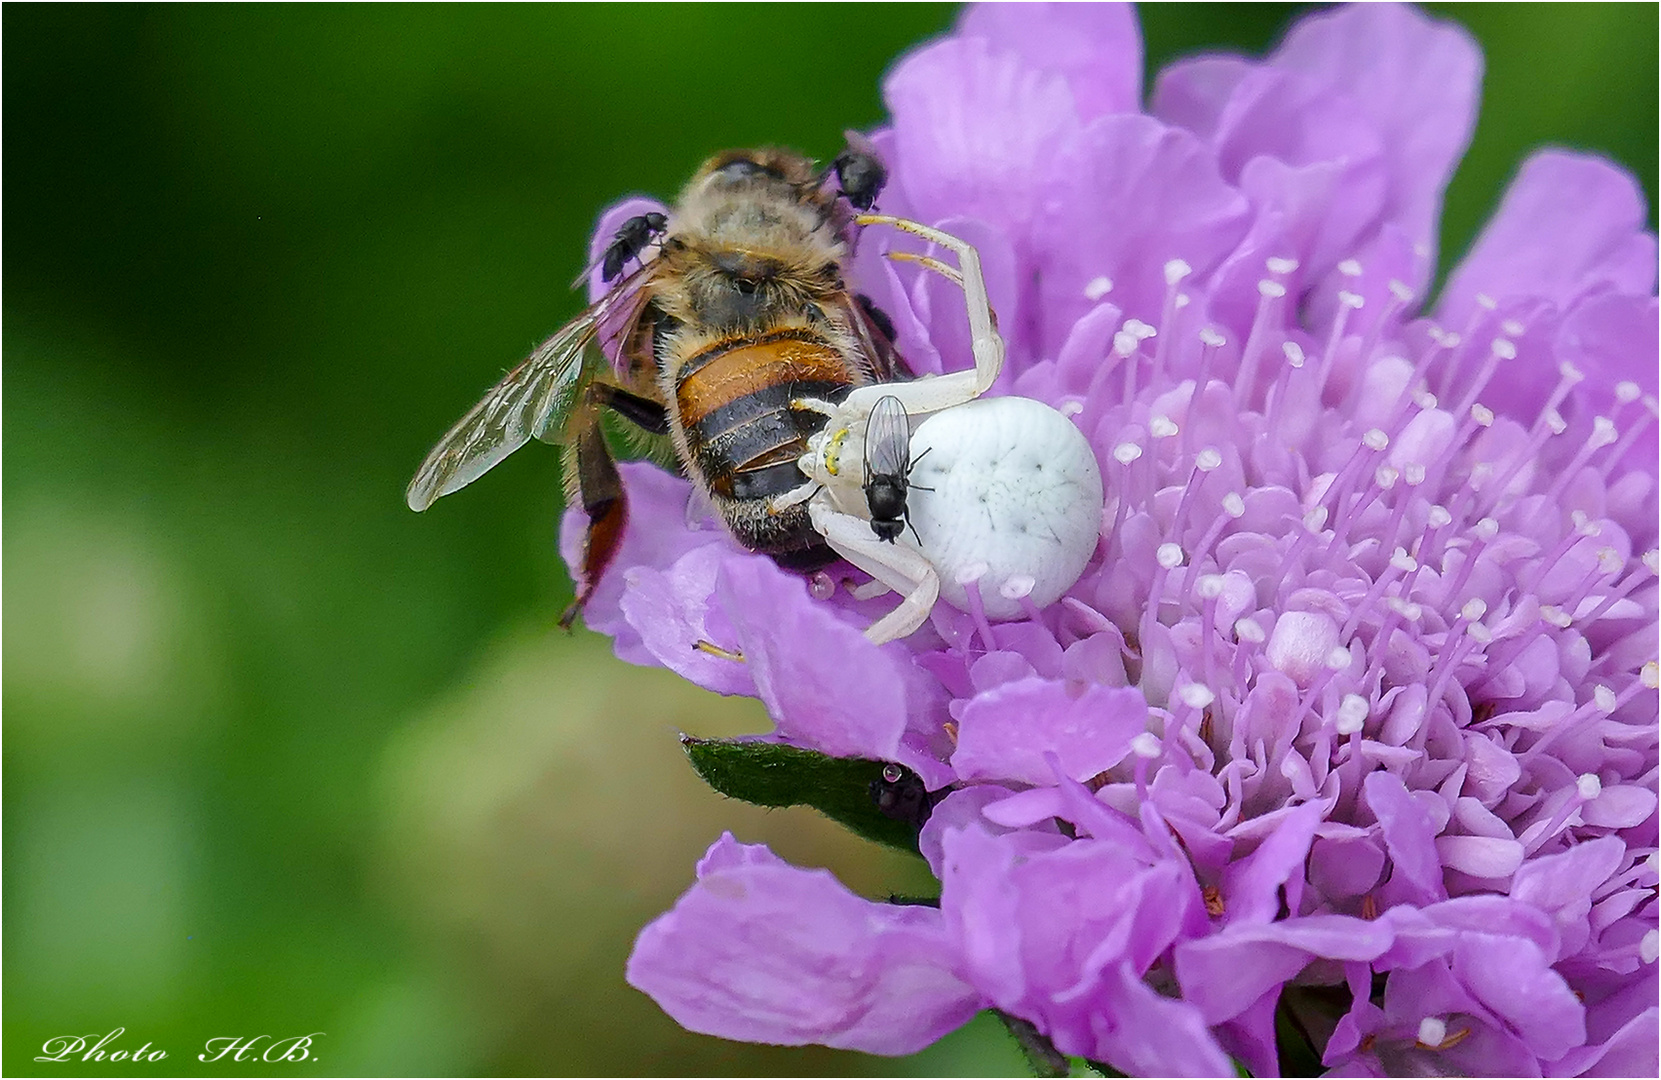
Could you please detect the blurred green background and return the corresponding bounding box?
[4,4,1654,1076]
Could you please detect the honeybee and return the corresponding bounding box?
[406,143,908,623]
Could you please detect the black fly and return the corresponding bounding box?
[862,394,929,543]
[600,211,669,282]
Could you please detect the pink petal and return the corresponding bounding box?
[1272,2,1481,292]
[1439,150,1658,325]
[627,834,981,1055]
[958,1,1143,120]
[951,678,1150,784]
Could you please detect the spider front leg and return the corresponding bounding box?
[847,214,1005,417]
[808,496,940,644]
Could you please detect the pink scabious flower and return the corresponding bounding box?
[567,3,1659,1075]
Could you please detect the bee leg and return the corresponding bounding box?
[558,403,628,629]
[808,497,939,644]
[594,384,671,435]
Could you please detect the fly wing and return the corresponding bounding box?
[863,394,912,480]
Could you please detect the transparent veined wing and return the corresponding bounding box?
[405,279,650,512]
[863,394,912,480]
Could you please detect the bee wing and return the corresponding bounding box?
[406,312,604,511]
[832,290,912,383]
[863,394,912,479]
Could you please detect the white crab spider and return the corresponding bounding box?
[773,215,1104,644]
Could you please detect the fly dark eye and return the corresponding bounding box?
[735,278,757,295]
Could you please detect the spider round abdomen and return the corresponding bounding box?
[906,396,1104,619]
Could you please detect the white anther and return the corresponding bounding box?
[1594,685,1617,712]
[1645,551,1660,575]
[955,561,989,586]
[1616,381,1642,404]
[1387,597,1423,621]
[1540,605,1572,628]
[1304,506,1329,531]
[1339,259,1364,278]
[1199,327,1227,348]
[1491,338,1517,360]
[1467,623,1492,644]
[1589,417,1618,448]
[1428,506,1453,528]
[1124,319,1158,341]
[1084,275,1114,300]
[1113,442,1143,465]
[1113,331,1141,357]
[1571,509,1590,530]
[1545,410,1567,436]
[1472,518,1499,541]
[1471,404,1494,427]
[1597,548,1624,574]
[1339,291,1365,309]
[1258,279,1287,299]
[1375,466,1399,489]
[1412,388,1438,410]
[1196,448,1223,471]
[1417,1017,1449,1048]
[1059,400,1084,418]
[1476,293,1497,311]
[1336,694,1369,735]
[1641,929,1659,965]
[998,574,1037,601]
[1644,661,1660,689]
[1559,361,1585,384]
[1131,732,1163,759]
[1403,463,1427,486]
[1460,598,1488,622]
[1222,492,1246,518]
[1196,574,1226,600]
[1325,646,1353,671]
[1150,416,1179,438]
[1644,395,1659,415]
[1283,341,1306,368]
[1175,293,1191,309]
[1178,683,1216,709]
[1469,463,1495,490]
[1649,852,1661,874]
[1388,280,1414,303]
[1157,543,1185,569]
[1390,550,1418,572]
[1234,618,1266,644]
[1577,774,1603,800]
[1266,256,1299,275]
[1501,318,1525,336]
[1363,429,1389,451]
[1164,259,1193,285]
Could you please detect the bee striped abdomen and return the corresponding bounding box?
[676,329,855,501]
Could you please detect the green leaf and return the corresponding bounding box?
[680,736,925,855]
